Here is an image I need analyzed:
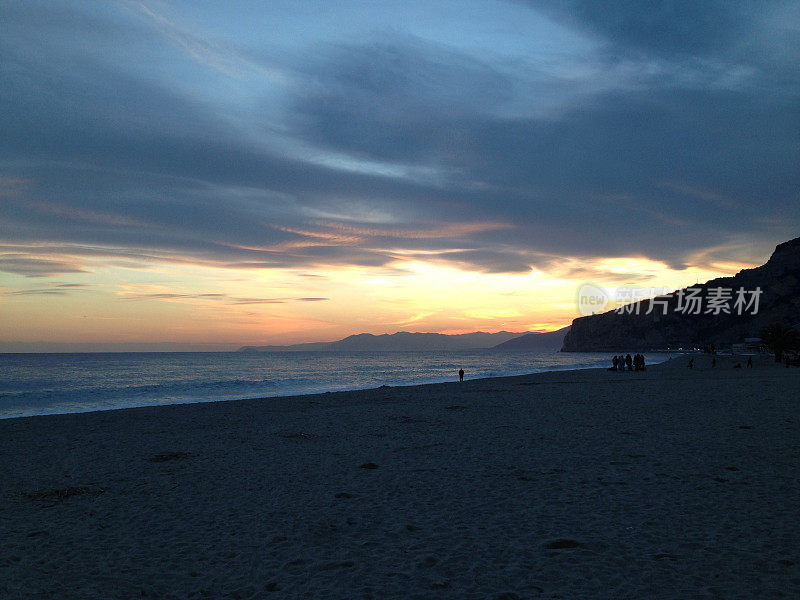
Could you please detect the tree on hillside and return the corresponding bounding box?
[758,323,800,362]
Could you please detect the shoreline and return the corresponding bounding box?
[4,365,604,423]
[1,353,676,422]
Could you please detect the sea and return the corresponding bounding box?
[0,350,673,419]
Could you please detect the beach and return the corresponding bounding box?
[1,356,798,599]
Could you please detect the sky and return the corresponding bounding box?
[1,0,799,351]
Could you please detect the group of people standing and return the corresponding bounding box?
[610,353,646,371]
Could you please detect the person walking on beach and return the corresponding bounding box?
[747,356,753,368]
[625,354,633,371]
[459,368,464,382]
[612,355,619,371]
[687,358,694,369]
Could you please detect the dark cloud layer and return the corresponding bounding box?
[523,1,752,56]
[0,256,89,278]
[1,1,798,279]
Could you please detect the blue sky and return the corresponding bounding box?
[1,1,799,349]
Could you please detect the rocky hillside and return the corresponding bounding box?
[491,326,570,352]
[561,236,800,351]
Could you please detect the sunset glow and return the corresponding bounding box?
[1,247,753,351]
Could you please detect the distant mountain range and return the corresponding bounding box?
[239,328,570,353]
[561,236,800,352]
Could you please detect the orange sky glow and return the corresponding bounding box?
[0,245,758,351]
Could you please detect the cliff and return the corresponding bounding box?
[561,236,800,351]
[490,326,570,351]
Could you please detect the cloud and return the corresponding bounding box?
[1,283,90,296]
[288,37,515,163]
[5,289,67,296]
[520,1,779,57]
[404,249,535,274]
[0,0,798,282]
[116,290,329,305]
[392,311,436,325]
[0,255,89,277]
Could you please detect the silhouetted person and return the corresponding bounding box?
[625,354,633,371]
[612,355,619,371]
[459,368,464,382]
[747,356,753,368]
[687,358,694,369]
[640,354,646,371]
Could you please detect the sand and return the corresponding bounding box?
[1,355,799,599]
